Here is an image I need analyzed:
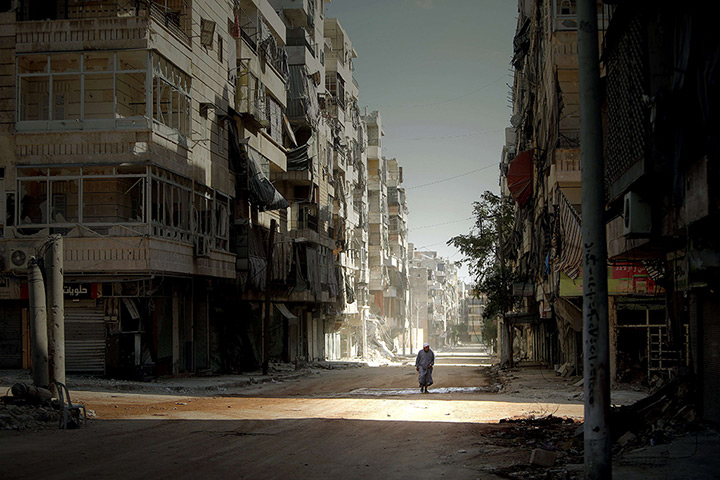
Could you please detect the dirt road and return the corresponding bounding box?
[0,347,586,480]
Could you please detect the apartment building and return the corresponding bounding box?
[500,0,619,371]
[0,0,248,376]
[385,158,409,352]
[500,0,709,397]
[409,249,459,349]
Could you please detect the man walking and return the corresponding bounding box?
[415,342,434,393]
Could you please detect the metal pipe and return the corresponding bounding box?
[577,0,612,478]
[45,235,65,396]
[28,257,49,388]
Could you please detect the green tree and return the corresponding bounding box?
[447,191,518,348]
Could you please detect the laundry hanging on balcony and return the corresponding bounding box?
[508,149,534,207]
[228,120,289,211]
[287,65,320,124]
[287,142,311,171]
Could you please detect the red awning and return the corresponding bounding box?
[508,149,534,206]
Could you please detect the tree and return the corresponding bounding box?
[447,191,519,352]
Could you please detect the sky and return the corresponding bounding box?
[325,0,518,284]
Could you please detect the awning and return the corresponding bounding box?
[246,147,289,211]
[508,149,534,206]
[275,303,298,325]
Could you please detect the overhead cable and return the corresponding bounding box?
[405,163,497,190]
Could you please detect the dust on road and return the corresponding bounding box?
[0,351,585,480]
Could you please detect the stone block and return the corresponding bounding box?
[530,448,557,467]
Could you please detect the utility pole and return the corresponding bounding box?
[45,235,65,396]
[577,0,611,478]
[28,257,49,388]
[262,219,277,375]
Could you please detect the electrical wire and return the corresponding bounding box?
[405,163,497,190]
[409,216,474,232]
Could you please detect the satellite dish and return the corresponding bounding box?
[510,114,521,127]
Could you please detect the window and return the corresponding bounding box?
[559,0,575,15]
[17,51,148,131]
[16,166,145,234]
[218,35,224,63]
[200,18,216,49]
[152,54,191,136]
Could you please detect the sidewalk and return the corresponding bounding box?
[0,360,364,397]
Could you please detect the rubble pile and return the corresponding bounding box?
[0,394,60,431]
[483,415,583,480]
[610,378,698,453]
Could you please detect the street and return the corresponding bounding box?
[1,346,587,480]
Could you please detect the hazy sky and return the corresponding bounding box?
[325,0,518,283]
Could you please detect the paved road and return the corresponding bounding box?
[0,347,585,480]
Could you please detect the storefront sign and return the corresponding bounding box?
[559,264,662,297]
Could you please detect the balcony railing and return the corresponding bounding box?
[16,0,190,46]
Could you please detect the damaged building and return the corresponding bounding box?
[501,0,720,425]
[0,0,414,377]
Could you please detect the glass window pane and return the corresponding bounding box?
[49,167,81,176]
[117,51,147,71]
[50,179,79,223]
[19,180,48,224]
[116,71,146,118]
[83,166,113,176]
[84,74,114,119]
[17,167,48,177]
[50,53,81,73]
[52,75,81,121]
[83,52,112,72]
[117,165,147,175]
[84,178,138,223]
[116,177,144,222]
[18,55,48,74]
[19,76,49,121]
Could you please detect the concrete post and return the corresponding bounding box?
[28,258,49,388]
[262,219,277,375]
[45,235,65,395]
[577,0,612,477]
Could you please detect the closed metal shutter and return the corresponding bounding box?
[0,302,22,368]
[65,302,106,375]
[702,296,720,425]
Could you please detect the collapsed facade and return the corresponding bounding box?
[0,0,410,376]
[501,0,720,425]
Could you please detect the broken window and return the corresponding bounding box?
[152,54,190,136]
[17,51,149,130]
[151,168,193,242]
[15,166,146,234]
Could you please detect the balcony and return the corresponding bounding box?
[549,148,581,187]
[1,235,234,279]
[270,0,314,28]
[15,1,192,52]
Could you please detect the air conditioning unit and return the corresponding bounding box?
[194,237,210,257]
[623,191,652,237]
[5,247,32,273]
